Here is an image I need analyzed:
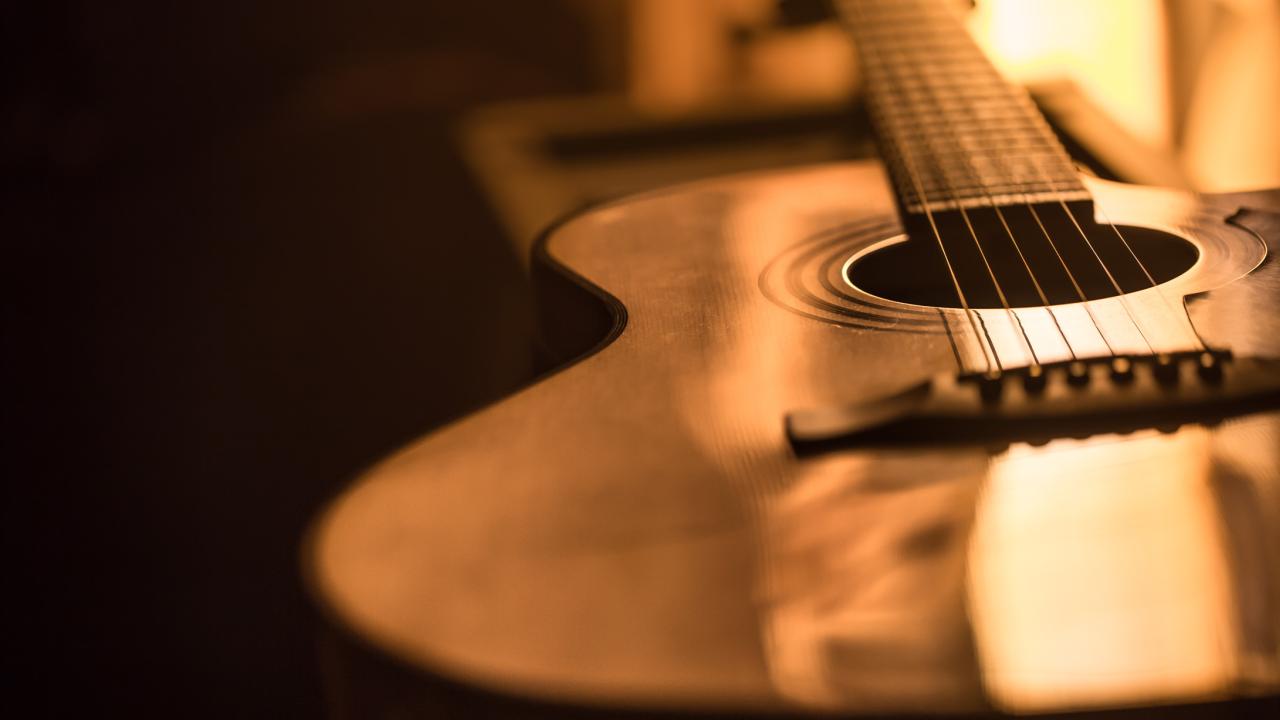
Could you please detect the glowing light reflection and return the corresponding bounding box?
[968,429,1239,711]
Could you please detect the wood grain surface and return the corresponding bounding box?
[308,162,1280,716]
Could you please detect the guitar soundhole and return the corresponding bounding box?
[845,207,1199,309]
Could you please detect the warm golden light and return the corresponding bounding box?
[968,429,1240,712]
[968,0,1171,149]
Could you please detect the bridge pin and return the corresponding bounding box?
[1066,361,1090,387]
[1196,352,1224,384]
[1154,353,1179,385]
[1023,364,1047,394]
[1110,356,1134,384]
[978,370,1003,403]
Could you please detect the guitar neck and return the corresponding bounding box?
[833,0,1090,215]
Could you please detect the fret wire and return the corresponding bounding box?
[880,138,1063,151]
[869,72,1017,85]
[852,0,1044,367]
[876,85,1032,104]
[839,0,1002,371]
[870,117,1080,203]
[896,176,1088,193]
[895,175,1075,189]
[878,125,1060,140]
[903,190,1091,206]
[879,76,1009,88]
[886,160,1077,179]
[868,0,1087,366]
[878,119,1055,134]
[864,69,1012,81]
[866,91,1046,118]
[906,128,1068,162]
[859,37,984,51]
[876,0,1145,361]
[872,79,1049,115]
[839,0,1086,211]
[901,182,1083,195]
[905,186,1087,197]
[870,89,1036,105]
[870,92,1058,127]
[871,94,1033,108]
[884,140,1065,154]
[895,157,1069,177]
[876,122,1052,138]
[902,182,1083,194]
[869,36,990,48]
[879,115,1045,130]
[876,4,1074,359]
[899,152,1071,175]
[879,155,1076,177]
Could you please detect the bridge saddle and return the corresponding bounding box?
[787,350,1280,454]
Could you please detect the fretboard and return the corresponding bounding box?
[833,0,1090,214]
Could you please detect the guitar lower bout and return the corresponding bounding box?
[307,161,1280,717]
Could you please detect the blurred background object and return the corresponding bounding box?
[3,0,1276,716]
[1171,0,1280,191]
[605,0,1279,186]
[466,0,1278,265]
[632,0,1279,189]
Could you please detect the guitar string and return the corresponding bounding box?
[875,5,1088,367]
[860,0,1065,369]
[886,0,1160,361]
[854,0,1184,369]
[868,44,1042,370]
[1023,199,1119,357]
[875,2,1157,591]
[888,1,1114,361]
[1093,201,1209,351]
[876,96,1002,372]
[852,0,1050,372]
[1023,153,1161,358]
[844,0,1001,372]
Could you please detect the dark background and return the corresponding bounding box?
[4,2,594,715]
[5,1,1280,718]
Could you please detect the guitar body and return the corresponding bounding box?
[309,162,1280,716]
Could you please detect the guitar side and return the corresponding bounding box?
[306,162,1280,717]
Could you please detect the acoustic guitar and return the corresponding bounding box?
[307,0,1280,716]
